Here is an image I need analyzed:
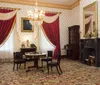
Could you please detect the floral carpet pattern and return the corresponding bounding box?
[0,59,100,85]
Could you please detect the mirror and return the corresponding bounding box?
[83,1,98,38]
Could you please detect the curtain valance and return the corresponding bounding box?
[0,8,17,46]
[0,10,17,20]
[43,14,59,23]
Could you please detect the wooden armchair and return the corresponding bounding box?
[13,52,26,70]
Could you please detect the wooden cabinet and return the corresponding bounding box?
[80,38,100,67]
[67,25,80,60]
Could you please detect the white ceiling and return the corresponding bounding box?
[38,0,78,5]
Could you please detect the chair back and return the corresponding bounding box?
[47,50,53,58]
[13,52,22,60]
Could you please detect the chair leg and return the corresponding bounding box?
[46,61,49,69]
[56,66,60,75]
[17,64,19,70]
[13,63,15,70]
[51,66,52,72]
[24,63,26,69]
[47,65,49,74]
[41,60,43,67]
[19,64,21,69]
[58,65,62,73]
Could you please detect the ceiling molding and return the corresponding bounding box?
[38,2,70,9]
[0,0,80,10]
[69,0,80,10]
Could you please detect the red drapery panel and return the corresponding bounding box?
[42,13,60,59]
[0,9,16,45]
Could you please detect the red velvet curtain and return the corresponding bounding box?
[0,9,16,45]
[42,13,60,59]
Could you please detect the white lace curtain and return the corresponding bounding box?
[0,31,13,63]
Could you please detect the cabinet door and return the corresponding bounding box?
[69,27,79,44]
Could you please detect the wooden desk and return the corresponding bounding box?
[21,48,37,55]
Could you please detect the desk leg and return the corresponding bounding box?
[26,59,39,71]
[34,59,38,69]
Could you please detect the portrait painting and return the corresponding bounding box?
[21,17,34,32]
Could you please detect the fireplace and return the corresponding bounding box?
[80,38,100,67]
[84,48,95,66]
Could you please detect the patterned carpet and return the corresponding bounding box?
[0,59,100,85]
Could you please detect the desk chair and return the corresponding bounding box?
[13,52,26,70]
[47,54,62,75]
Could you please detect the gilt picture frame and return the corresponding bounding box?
[83,1,98,38]
[21,17,34,32]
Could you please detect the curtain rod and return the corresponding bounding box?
[46,11,61,14]
[0,7,20,10]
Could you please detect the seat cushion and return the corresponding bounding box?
[14,59,26,63]
[48,62,57,66]
[41,58,52,61]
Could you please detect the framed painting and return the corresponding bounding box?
[21,17,34,32]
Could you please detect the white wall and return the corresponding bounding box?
[70,5,80,26]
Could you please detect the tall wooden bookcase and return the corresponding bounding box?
[66,25,80,60]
